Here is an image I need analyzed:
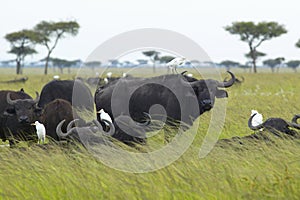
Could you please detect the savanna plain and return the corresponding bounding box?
[0,67,299,199]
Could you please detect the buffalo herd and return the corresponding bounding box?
[0,71,299,148]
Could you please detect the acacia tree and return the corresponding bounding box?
[220,60,240,71]
[225,21,287,73]
[263,57,284,73]
[34,20,80,75]
[142,50,160,73]
[5,30,40,74]
[286,60,300,72]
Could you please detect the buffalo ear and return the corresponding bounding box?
[3,108,16,116]
[20,88,25,92]
[215,90,228,98]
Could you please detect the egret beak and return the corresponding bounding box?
[31,123,35,126]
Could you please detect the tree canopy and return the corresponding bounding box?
[220,60,240,70]
[142,50,160,73]
[225,21,287,73]
[5,29,40,74]
[286,60,300,72]
[34,20,80,74]
[263,57,285,72]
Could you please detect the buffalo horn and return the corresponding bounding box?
[292,114,300,124]
[56,119,75,138]
[136,112,152,126]
[6,93,17,105]
[218,71,236,88]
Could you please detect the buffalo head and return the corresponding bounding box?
[190,71,235,114]
[4,92,42,124]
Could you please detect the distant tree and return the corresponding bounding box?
[286,60,300,72]
[159,55,175,63]
[142,50,160,73]
[5,29,40,74]
[34,20,80,75]
[136,59,148,65]
[238,61,252,73]
[84,61,101,70]
[225,21,287,73]
[50,57,78,74]
[220,60,240,71]
[245,50,266,72]
[263,57,285,73]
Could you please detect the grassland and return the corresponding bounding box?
[0,67,300,199]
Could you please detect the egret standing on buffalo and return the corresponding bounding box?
[31,121,46,144]
[97,109,113,131]
[166,57,186,74]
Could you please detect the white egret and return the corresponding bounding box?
[106,72,112,78]
[53,75,60,80]
[250,110,263,131]
[104,78,109,84]
[166,57,186,74]
[31,121,46,144]
[97,109,112,126]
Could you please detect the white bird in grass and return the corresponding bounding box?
[31,121,46,144]
[106,72,112,78]
[97,109,112,126]
[166,57,186,74]
[53,75,60,80]
[250,110,263,131]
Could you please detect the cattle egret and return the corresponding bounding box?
[122,72,127,77]
[97,109,113,126]
[104,78,109,84]
[31,121,46,144]
[166,57,186,74]
[95,72,99,76]
[250,110,263,131]
[106,72,112,78]
[187,73,193,77]
[53,75,60,80]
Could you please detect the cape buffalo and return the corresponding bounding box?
[38,79,94,112]
[56,119,115,147]
[39,99,75,141]
[94,71,235,127]
[0,89,41,145]
[112,114,151,145]
[248,113,300,136]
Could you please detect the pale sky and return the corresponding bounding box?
[1,0,299,65]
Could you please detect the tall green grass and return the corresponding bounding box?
[0,68,299,199]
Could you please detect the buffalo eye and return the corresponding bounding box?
[4,107,16,116]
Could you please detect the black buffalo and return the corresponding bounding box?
[0,89,41,145]
[112,114,151,145]
[56,119,115,147]
[94,71,235,127]
[248,113,300,136]
[38,79,94,112]
[40,99,76,141]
